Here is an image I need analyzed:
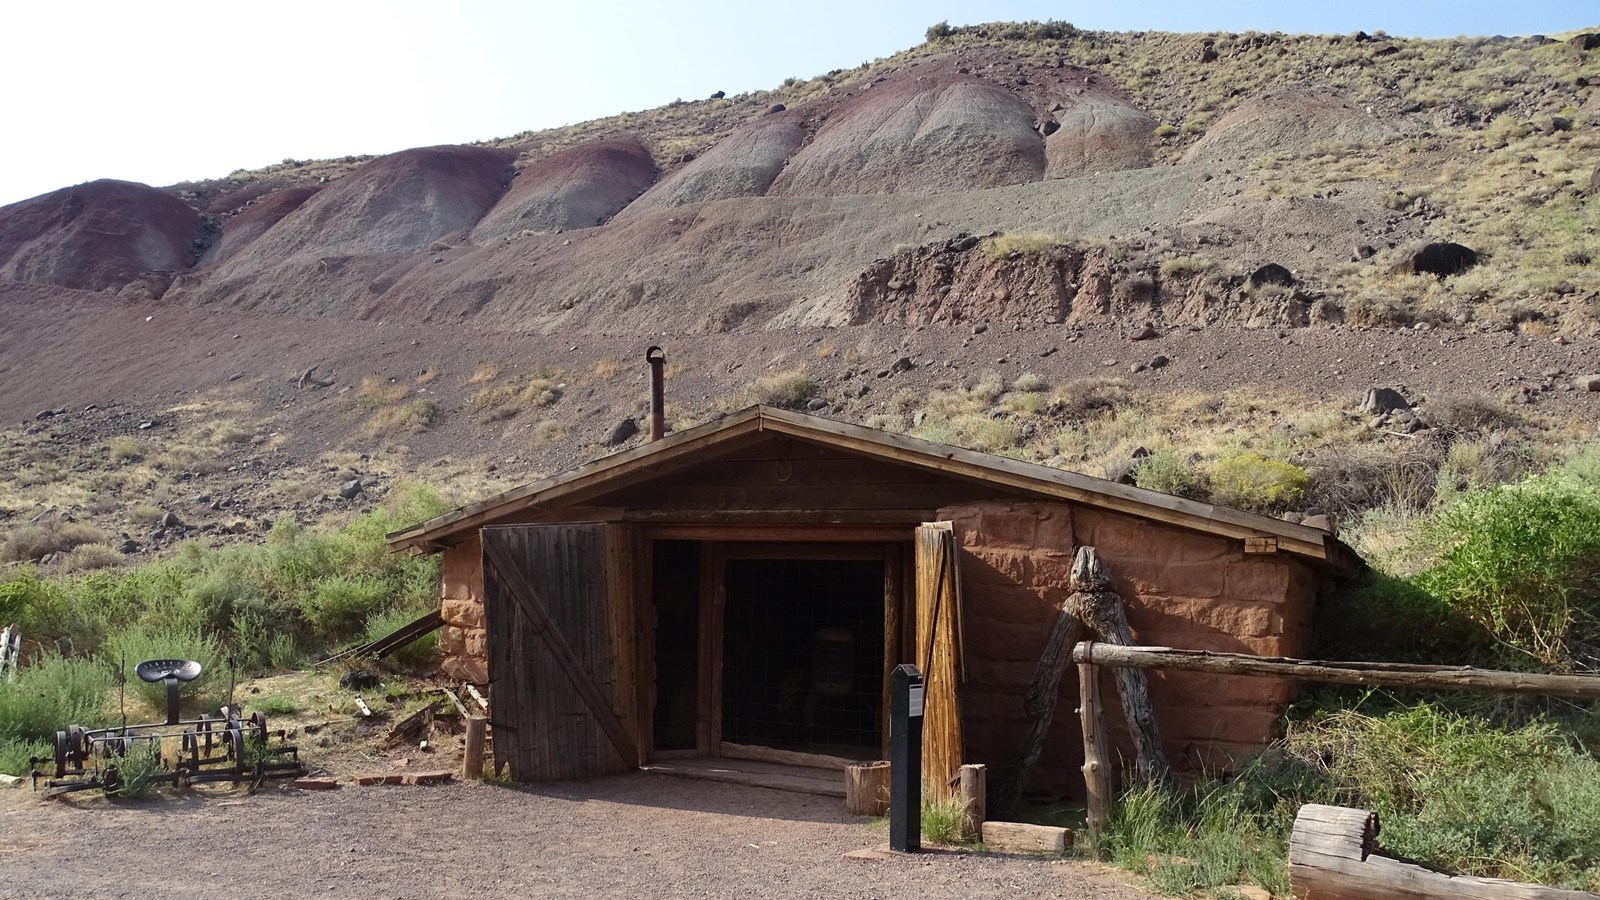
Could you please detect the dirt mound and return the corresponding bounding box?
[0,179,203,291]
[1044,94,1156,177]
[1181,91,1397,163]
[770,76,1044,196]
[230,145,513,259]
[473,139,656,241]
[201,186,321,265]
[626,117,806,214]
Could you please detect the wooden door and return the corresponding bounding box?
[481,524,639,781]
[915,522,964,797]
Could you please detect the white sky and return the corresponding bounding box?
[1,0,1590,206]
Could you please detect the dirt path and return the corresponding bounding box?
[0,774,1153,899]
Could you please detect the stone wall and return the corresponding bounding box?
[943,501,1318,796]
[436,533,488,684]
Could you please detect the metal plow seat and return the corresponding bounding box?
[136,659,203,725]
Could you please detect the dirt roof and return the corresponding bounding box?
[387,405,1357,571]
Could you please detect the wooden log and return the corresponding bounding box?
[845,760,891,816]
[1071,644,1600,701]
[993,587,1086,815]
[721,742,853,770]
[1078,661,1112,848]
[1289,804,1596,900]
[980,821,1071,854]
[464,716,487,779]
[1066,549,1172,786]
[958,763,987,841]
[465,684,490,712]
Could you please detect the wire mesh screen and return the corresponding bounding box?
[722,559,884,757]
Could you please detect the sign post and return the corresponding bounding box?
[889,664,924,852]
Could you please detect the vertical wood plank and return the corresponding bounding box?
[881,544,902,758]
[915,522,964,799]
[696,541,715,755]
[959,763,987,841]
[708,542,728,752]
[634,530,655,762]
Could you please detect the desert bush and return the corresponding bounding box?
[1345,294,1414,327]
[357,375,409,408]
[0,652,112,743]
[0,521,109,563]
[0,738,47,777]
[1411,466,1600,670]
[1307,445,1440,521]
[1158,255,1213,279]
[364,399,439,437]
[128,502,165,526]
[1052,377,1130,420]
[1012,372,1046,393]
[104,626,224,716]
[105,743,166,799]
[915,413,1021,455]
[744,370,818,410]
[58,543,124,573]
[362,605,438,667]
[1209,454,1308,512]
[107,437,141,462]
[984,232,1061,259]
[925,20,953,42]
[1133,451,1204,498]
[301,575,391,641]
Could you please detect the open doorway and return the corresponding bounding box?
[721,557,885,759]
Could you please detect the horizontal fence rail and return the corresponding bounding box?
[1070,642,1600,700]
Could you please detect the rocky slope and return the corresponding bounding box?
[0,27,1595,335]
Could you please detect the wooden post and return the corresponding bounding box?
[464,715,487,779]
[958,763,987,841]
[846,760,891,816]
[1078,661,1112,848]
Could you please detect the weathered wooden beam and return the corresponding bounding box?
[1072,643,1600,700]
[958,763,987,841]
[1289,804,1596,899]
[981,821,1071,854]
[463,716,486,779]
[1066,549,1172,786]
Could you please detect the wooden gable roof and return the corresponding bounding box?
[387,406,1357,569]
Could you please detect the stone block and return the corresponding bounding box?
[1223,559,1296,605]
[402,771,453,785]
[462,627,487,658]
[293,777,340,790]
[441,596,485,629]
[440,655,488,684]
[438,625,466,655]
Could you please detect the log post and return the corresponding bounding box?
[846,760,891,816]
[958,763,987,841]
[1078,660,1112,847]
[1067,549,1172,786]
[463,715,487,779]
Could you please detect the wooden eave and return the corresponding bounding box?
[386,406,1355,570]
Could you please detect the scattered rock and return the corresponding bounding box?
[117,539,140,554]
[339,670,382,691]
[34,409,55,421]
[159,511,183,529]
[339,479,363,500]
[606,417,639,446]
[1226,887,1272,900]
[1248,263,1294,288]
[766,103,787,115]
[1570,33,1600,52]
[1579,375,1600,392]
[1130,322,1158,341]
[972,323,988,335]
[889,356,915,374]
[1302,514,1334,533]
[1353,244,1376,260]
[805,397,829,412]
[1130,362,1148,373]
[1150,355,1170,369]
[0,774,24,788]
[709,90,726,100]
[844,848,894,862]
[293,777,341,790]
[354,773,405,786]
[1359,387,1410,415]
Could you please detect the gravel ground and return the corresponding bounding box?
[0,774,1153,900]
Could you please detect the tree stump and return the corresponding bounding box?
[846,761,891,816]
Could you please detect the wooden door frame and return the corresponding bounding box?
[635,525,914,763]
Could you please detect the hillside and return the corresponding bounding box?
[0,24,1596,333]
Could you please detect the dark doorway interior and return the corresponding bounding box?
[652,541,700,751]
[722,559,884,758]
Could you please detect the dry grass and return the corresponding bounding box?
[467,364,500,385]
[984,232,1062,260]
[593,357,620,378]
[363,399,440,438]
[357,375,410,408]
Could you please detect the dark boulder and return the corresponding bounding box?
[1405,242,1478,277]
[709,90,726,100]
[1249,263,1295,288]
[1359,387,1410,415]
[1570,33,1600,52]
[606,417,639,446]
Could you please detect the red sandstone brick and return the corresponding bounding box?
[440,596,485,629]
[402,771,453,785]
[1223,560,1295,605]
[437,625,466,655]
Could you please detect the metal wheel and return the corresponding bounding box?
[53,730,69,778]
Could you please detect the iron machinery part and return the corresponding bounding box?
[53,731,69,778]
[67,724,87,761]
[251,711,268,744]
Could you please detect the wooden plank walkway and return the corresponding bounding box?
[641,756,846,798]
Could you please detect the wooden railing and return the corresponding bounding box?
[1070,641,1600,897]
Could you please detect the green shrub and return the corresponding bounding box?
[105,743,165,799]
[251,694,300,716]
[0,652,112,742]
[362,605,438,667]
[1133,451,1204,498]
[1209,453,1309,511]
[103,626,224,717]
[0,737,48,777]
[1412,470,1600,670]
[302,575,390,641]
[921,789,974,845]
